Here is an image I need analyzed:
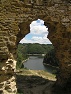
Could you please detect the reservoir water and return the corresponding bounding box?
[24,56,57,73]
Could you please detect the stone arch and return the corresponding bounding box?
[0,0,71,93]
[17,17,71,87]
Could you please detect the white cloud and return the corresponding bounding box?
[31,35,52,44]
[20,35,52,44]
[30,25,48,35]
[30,19,44,26]
[43,34,48,40]
[20,38,33,44]
[20,19,52,44]
[30,19,48,35]
[32,36,43,40]
[20,34,52,44]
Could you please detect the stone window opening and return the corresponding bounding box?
[0,0,71,94]
[17,19,58,73]
[16,19,59,94]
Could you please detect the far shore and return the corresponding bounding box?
[43,63,59,69]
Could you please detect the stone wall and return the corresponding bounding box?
[0,0,71,93]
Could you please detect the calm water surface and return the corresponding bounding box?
[24,56,57,73]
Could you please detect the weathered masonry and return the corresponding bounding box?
[0,0,71,93]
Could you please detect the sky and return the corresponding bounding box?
[20,19,52,44]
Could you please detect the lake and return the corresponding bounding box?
[24,56,57,73]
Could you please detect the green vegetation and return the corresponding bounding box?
[21,43,54,54]
[43,49,59,67]
[17,43,54,69]
[17,44,28,69]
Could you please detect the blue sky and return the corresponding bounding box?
[20,19,52,44]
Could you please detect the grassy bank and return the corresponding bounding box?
[16,68,56,94]
[16,68,56,81]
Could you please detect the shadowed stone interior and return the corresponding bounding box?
[0,0,71,93]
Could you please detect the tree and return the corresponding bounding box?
[43,49,59,67]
